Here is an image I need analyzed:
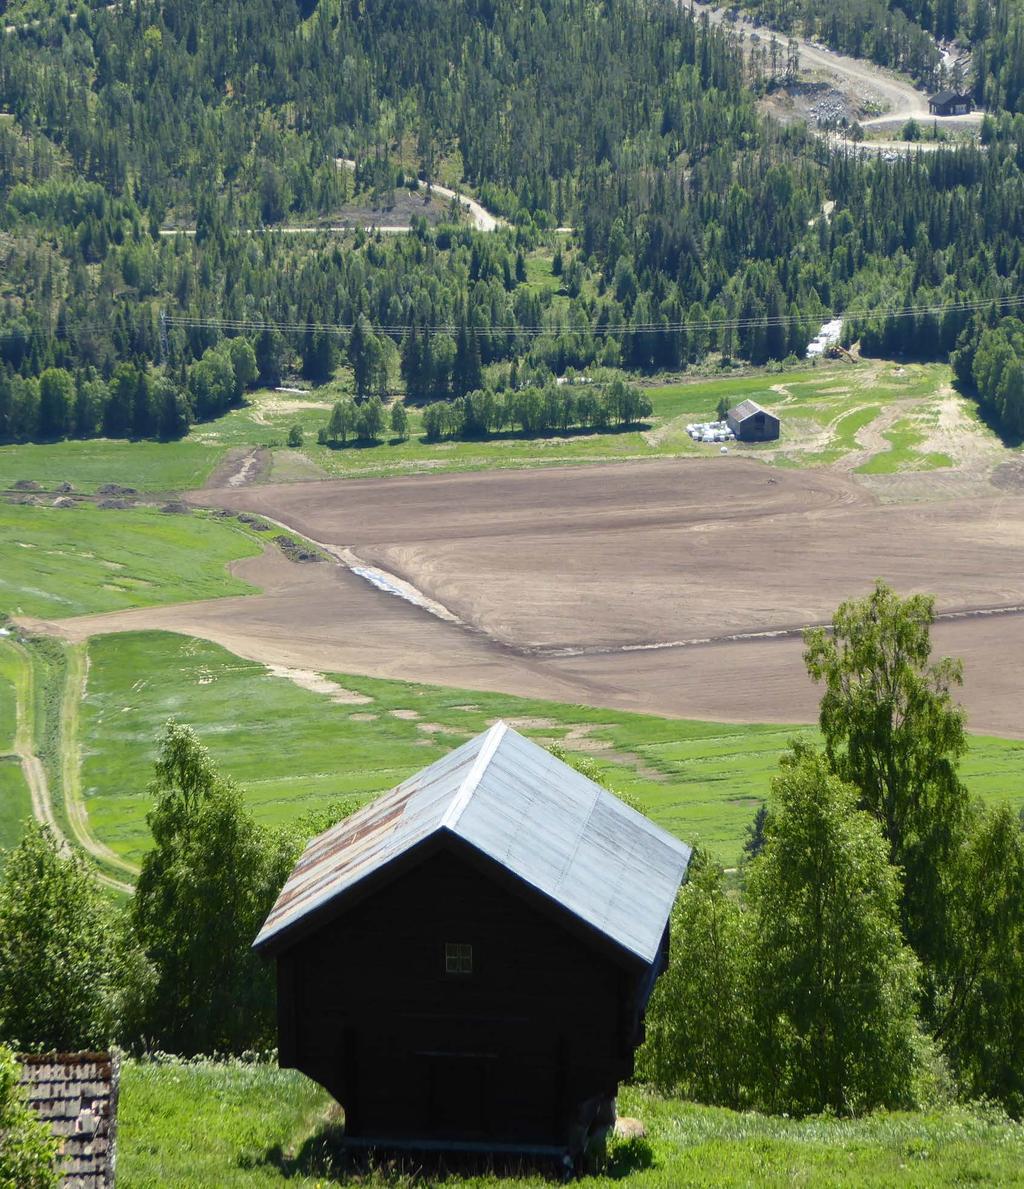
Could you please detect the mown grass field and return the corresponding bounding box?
[0,504,262,618]
[0,758,31,863]
[0,437,223,493]
[78,631,1024,871]
[118,1060,1024,1187]
[186,359,978,482]
[0,649,15,750]
[0,638,31,866]
[856,418,954,474]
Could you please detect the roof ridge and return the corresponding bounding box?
[442,719,508,831]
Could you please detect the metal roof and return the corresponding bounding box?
[728,398,778,422]
[254,722,691,964]
[929,89,968,105]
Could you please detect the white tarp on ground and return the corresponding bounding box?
[806,317,844,357]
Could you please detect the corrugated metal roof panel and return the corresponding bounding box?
[730,398,776,421]
[255,722,691,963]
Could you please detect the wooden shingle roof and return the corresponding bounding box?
[18,1052,119,1188]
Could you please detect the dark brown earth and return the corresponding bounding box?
[28,457,1024,739]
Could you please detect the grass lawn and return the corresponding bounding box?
[0,658,15,751]
[79,632,1024,871]
[0,504,262,619]
[856,419,954,474]
[0,438,223,493]
[0,757,31,864]
[117,1060,1024,1187]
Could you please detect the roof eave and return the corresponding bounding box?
[252,829,455,957]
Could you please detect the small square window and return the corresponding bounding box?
[445,941,473,975]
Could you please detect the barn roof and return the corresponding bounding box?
[18,1052,119,1188]
[254,722,691,964]
[729,398,778,422]
[929,89,967,105]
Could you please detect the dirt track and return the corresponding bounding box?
[28,458,1024,740]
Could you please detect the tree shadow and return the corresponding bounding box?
[321,437,387,451]
[972,402,1024,449]
[421,422,652,447]
[600,1136,656,1179]
[950,380,1023,448]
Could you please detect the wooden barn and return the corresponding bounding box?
[254,722,691,1157]
[928,89,972,116]
[727,398,780,442]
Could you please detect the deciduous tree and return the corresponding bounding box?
[0,1046,58,1189]
[747,745,921,1115]
[130,721,293,1055]
[0,826,118,1051]
[803,581,971,976]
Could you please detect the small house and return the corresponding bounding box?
[254,722,691,1157]
[727,399,780,442]
[928,90,972,116]
[18,1052,119,1187]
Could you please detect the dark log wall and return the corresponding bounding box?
[276,846,647,1145]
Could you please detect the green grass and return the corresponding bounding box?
[0,503,262,618]
[194,361,964,480]
[0,438,223,493]
[79,631,1024,871]
[0,757,31,865]
[856,420,954,474]
[0,665,15,752]
[117,1060,1024,1187]
[6,361,963,488]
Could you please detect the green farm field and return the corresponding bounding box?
[0,658,15,751]
[0,503,262,619]
[0,437,223,493]
[0,758,31,863]
[77,631,1024,873]
[0,359,993,490]
[185,359,983,483]
[118,1059,1024,1187]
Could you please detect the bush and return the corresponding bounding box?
[0,825,120,1051]
[287,424,303,447]
[0,1046,58,1188]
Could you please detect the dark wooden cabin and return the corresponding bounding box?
[928,89,972,116]
[727,398,780,442]
[254,721,691,1157]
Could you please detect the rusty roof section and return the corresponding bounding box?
[18,1052,119,1188]
[254,722,691,963]
[729,398,778,422]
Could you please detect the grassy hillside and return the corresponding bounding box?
[0,438,224,494]
[78,631,1024,872]
[118,1059,1024,1187]
[0,504,262,618]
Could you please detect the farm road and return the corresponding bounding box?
[703,3,982,132]
[0,637,133,893]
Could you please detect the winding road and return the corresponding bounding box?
[0,636,134,893]
[703,2,982,133]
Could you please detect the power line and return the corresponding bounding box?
[162,292,1024,337]
[0,292,1021,345]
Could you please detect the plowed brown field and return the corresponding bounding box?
[34,458,1024,738]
